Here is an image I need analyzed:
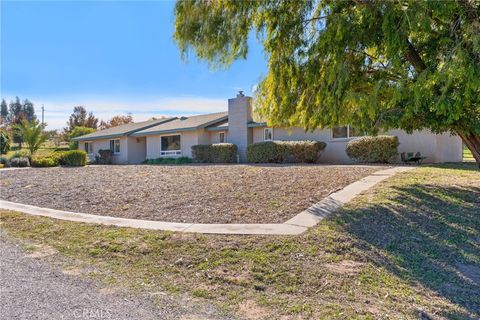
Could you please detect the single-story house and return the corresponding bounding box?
[73,92,463,164]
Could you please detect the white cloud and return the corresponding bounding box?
[24,96,228,130]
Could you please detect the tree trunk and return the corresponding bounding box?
[456,131,480,167]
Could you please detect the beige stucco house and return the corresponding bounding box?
[73,93,463,164]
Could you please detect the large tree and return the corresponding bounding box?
[0,99,8,125]
[174,0,480,164]
[8,97,26,148]
[99,114,133,130]
[22,99,36,122]
[65,106,98,133]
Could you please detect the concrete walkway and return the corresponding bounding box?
[0,166,414,235]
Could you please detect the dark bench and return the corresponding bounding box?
[401,152,427,164]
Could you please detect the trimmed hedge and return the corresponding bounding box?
[31,155,59,167]
[62,150,87,166]
[10,157,30,167]
[0,156,9,167]
[247,140,327,163]
[346,135,399,163]
[192,143,238,163]
[143,157,192,165]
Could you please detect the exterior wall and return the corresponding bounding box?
[435,133,463,163]
[145,130,203,159]
[252,127,462,164]
[228,94,253,162]
[79,137,129,164]
[126,136,147,164]
[209,131,229,144]
[196,129,210,145]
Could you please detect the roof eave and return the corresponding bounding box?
[71,117,177,141]
[198,115,229,129]
[72,133,125,141]
[131,126,198,137]
[247,122,267,128]
[206,126,229,131]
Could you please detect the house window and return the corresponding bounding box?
[110,139,120,154]
[332,125,363,139]
[161,135,181,156]
[84,142,93,154]
[264,128,273,141]
[219,132,225,143]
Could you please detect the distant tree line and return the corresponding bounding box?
[1,96,137,154]
[1,97,37,149]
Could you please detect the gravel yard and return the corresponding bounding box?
[0,165,382,223]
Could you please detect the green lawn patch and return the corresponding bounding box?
[463,145,475,162]
[1,164,478,319]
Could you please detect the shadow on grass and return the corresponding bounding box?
[337,184,480,318]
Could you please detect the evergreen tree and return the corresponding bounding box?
[0,99,8,125]
[8,97,23,123]
[22,99,36,122]
[9,97,25,148]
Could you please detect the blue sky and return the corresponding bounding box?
[1,1,267,129]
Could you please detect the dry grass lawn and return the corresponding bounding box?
[0,164,380,223]
[1,164,478,319]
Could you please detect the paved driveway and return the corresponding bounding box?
[0,233,232,320]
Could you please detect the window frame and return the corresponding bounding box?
[110,139,121,154]
[264,128,273,141]
[160,134,182,156]
[331,125,363,140]
[219,132,225,143]
[84,141,93,154]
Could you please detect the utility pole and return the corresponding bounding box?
[41,104,45,126]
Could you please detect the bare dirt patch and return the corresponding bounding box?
[25,244,57,259]
[325,260,365,275]
[0,164,381,223]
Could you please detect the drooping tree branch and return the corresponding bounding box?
[405,40,427,73]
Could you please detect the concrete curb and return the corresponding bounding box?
[0,166,414,235]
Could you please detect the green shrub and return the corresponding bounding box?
[9,149,30,160]
[95,149,113,164]
[68,126,96,149]
[31,155,59,167]
[0,156,9,167]
[191,143,238,163]
[247,141,326,163]
[52,151,68,165]
[0,129,10,154]
[10,157,30,167]
[346,135,399,163]
[0,163,4,169]
[62,150,87,166]
[0,157,10,167]
[143,157,192,165]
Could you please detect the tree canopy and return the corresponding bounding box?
[65,106,99,134]
[99,114,133,130]
[174,0,480,164]
[68,126,96,150]
[14,120,47,156]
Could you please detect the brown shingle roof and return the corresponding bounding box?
[132,112,228,136]
[72,117,174,141]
